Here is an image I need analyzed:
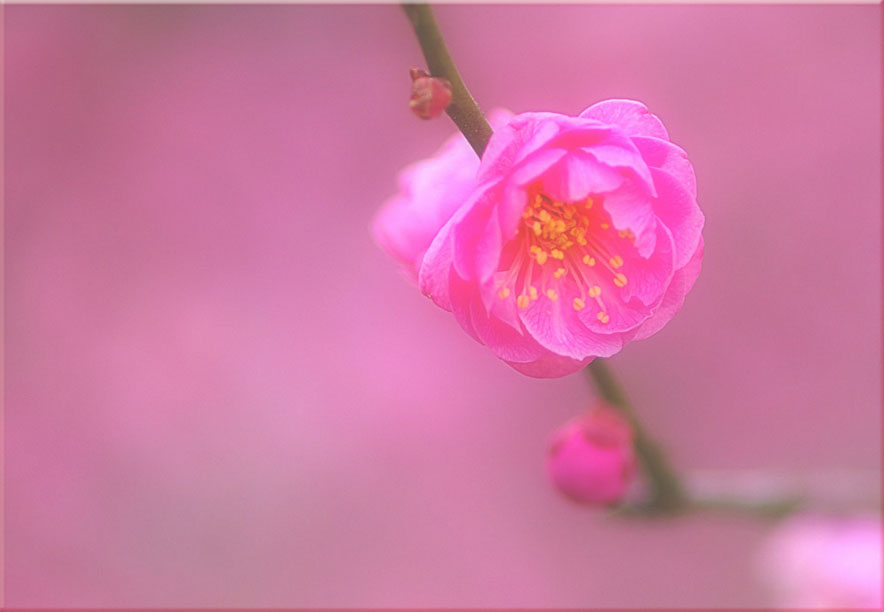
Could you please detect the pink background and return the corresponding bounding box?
[4,4,881,607]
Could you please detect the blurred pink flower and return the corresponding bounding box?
[373,109,513,278]
[547,404,635,505]
[377,100,703,377]
[758,514,882,608]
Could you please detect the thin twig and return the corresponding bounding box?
[586,360,687,514]
[401,4,493,156]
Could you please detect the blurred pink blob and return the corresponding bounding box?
[758,514,883,608]
[409,68,452,120]
[547,404,636,505]
[417,100,704,377]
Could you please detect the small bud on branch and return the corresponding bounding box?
[409,67,452,120]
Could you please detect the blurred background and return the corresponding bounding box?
[4,4,881,607]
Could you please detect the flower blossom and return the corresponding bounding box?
[547,404,635,505]
[375,100,703,377]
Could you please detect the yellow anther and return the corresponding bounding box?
[609,255,624,269]
[529,286,538,300]
[498,287,511,299]
[582,255,596,266]
[546,288,559,301]
[535,250,548,265]
[601,223,610,230]
[585,198,594,209]
[539,210,552,223]
[550,249,564,260]
[533,221,542,236]
[555,220,566,233]
[577,236,588,246]
[572,298,586,311]
[613,273,628,288]
[554,267,566,279]
[517,295,530,309]
[588,286,601,299]
[597,312,610,324]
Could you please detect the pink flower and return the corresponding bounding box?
[547,404,635,505]
[377,100,703,377]
[758,514,882,608]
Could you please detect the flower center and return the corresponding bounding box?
[495,187,634,323]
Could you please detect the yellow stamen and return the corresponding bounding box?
[597,312,610,324]
[582,254,596,266]
[517,295,530,309]
[572,298,586,311]
[554,267,566,279]
[498,287,511,299]
[550,249,564,260]
[588,286,601,299]
[613,273,628,288]
[536,250,548,265]
[529,286,538,300]
[546,288,559,301]
[609,255,624,269]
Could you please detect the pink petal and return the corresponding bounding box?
[478,113,564,183]
[547,124,655,195]
[448,270,482,343]
[600,182,658,258]
[509,146,569,187]
[585,142,655,197]
[627,235,704,342]
[418,214,458,312]
[543,123,616,150]
[579,99,669,140]
[496,183,532,242]
[618,222,676,306]
[468,291,547,363]
[451,184,504,283]
[632,135,697,199]
[520,276,624,359]
[539,151,624,203]
[576,291,654,335]
[650,167,704,269]
[506,352,592,378]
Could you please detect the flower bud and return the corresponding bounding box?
[409,67,452,120]
[547,404,636,505]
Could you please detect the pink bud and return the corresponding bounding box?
[409,67,452,120]
[547,404,636,505]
